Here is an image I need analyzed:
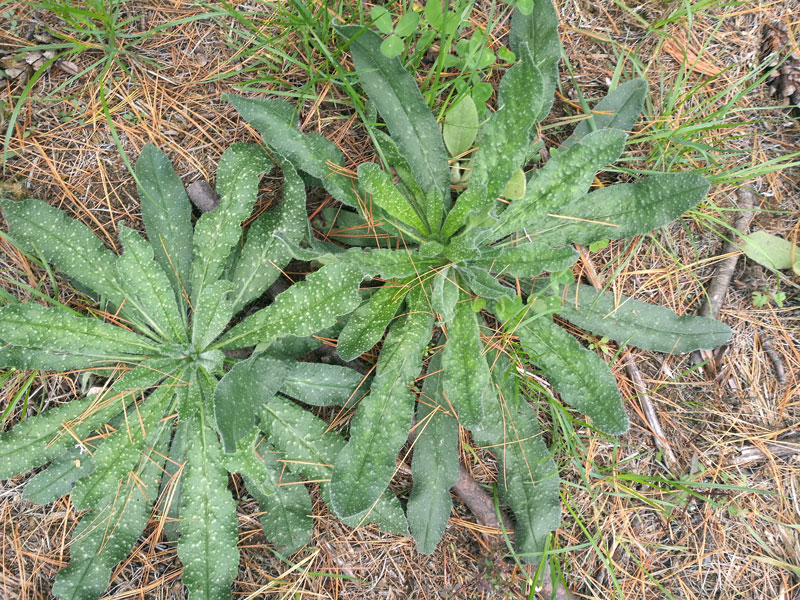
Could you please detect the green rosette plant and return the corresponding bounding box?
[0,143,407,600]
[226,0,732,564]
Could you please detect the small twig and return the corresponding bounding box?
[452,465,573,600]
[700,186,757,320]
[760,333,787,385]
[728,437,800,466]
[624,353,679,473]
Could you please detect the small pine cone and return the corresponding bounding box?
[761,21,800,110]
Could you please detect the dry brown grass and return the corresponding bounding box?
[1,0,799,598]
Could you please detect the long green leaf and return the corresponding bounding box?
[70,382,174,510]
[330,289,433,518]
[0,362,175,479]
[0,303,157,364]
[508,0,561,121]
[337,279,411,361]
[191,143,271,303]
[159,418,187,542]
[214,355,289,453]
[407,352,458,554]
[442,291,494,429]
[258,395,407,534]
[225,431,312,555]
[177,416,239,600]
[339,26,451,202]
[51,419,171,600]
[192,280,234,351]
[442,43,544,239]
[338,247,442,280]
[515,314,629,435]
[216,262,364,350]
[230,155,307,313]
[468,244,578,278]
[116,224,187,342]
[280,362,367,407]
[2,198,122,304]
[491,128,627,239]
[22,446,94,505]
[534,173,711,247]
[358,163,429,234]
[135,143,194,299]
[223,94,359,207]
[558,284,732,353]
[564,79,647,147]
[472,355,560,560]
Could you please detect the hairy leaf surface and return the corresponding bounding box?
[330,290,434,518]
[223,95,359,207]
[407,352,458,554]
[558,284,732,353]
[339,26,451,202]
[177,417,239,600]
[564,79,647,147]
[337,280,411,362]
[135,144,194,299]
[515,315,629,434]
[2,198,122,304]
[191,143,271,303]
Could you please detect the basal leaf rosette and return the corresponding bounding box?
[228,0,732,566]
[0,143,395,600]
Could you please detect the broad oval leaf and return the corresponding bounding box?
[280,362,368,407]
[443,95,479,158]
[558,284,732,353]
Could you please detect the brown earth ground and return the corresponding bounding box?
[1,0,798,599]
